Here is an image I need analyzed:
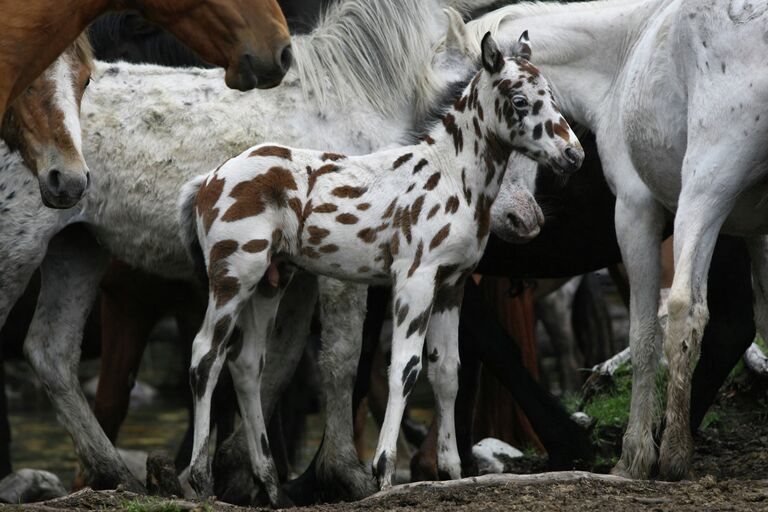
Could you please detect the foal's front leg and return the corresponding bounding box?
[373,267,436,489]
[425,288,463,481]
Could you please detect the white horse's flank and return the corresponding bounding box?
[444,0,768,480]
[0,0,531,497]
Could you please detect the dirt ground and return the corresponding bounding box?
[10,375,768,511]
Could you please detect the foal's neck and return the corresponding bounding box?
[426,76,512,205]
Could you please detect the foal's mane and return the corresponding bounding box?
[292,0,437,116]
[72,33,95,72]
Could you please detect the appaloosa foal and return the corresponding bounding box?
[180,32,583,504]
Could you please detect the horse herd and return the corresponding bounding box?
[0,0,767,507]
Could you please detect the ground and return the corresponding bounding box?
[9,364,768,511]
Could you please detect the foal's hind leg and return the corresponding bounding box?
[227,275,294,508]
[189,244,274,497]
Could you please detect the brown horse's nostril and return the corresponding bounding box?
[279,45,293,73]
[48,169,61,193]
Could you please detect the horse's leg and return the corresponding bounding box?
[536,278,583,393]
[425,291,463,481]
[93,263,158,445]
[214,272,317,505]
[22,226,143,491]
[690,235,754,431]
[610,182,665,479]
[460,277,593,469]
[226,277,293,508]
[314,277,377,500]
[373,268,436,490]
[657,141,766,481]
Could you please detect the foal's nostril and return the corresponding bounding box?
[47,169,61,193]
[564,146,580,164]
[279,45,293,73]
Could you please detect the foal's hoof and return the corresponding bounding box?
[189,469,214,499]
[272,491,295,509]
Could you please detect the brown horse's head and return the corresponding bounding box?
[139,0,292,91]
[1,35,93,209]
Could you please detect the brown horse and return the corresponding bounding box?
[0,0,291,207]
[1,36,94,208]
[0,0,291,112]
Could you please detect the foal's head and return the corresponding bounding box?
[479,32,583,175]
[1,35,93,209]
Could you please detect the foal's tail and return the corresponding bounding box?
[179,174,208,288]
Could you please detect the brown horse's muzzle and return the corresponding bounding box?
[227,44,292,91]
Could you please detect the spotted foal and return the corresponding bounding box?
[180,32,583,503]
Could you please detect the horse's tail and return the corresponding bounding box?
[179,174,208,288]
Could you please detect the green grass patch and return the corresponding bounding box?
[120,497,193,512]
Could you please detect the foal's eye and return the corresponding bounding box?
[512,95,529,109]
[85,76,91,89]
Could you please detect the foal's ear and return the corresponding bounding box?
[481,32,504,74]
[510,31,532,61]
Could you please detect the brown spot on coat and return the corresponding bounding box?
[243,239,269,253]
[222,166,298,222]
[393,153,413,169]
[319,244,339,253]
[321,152,346,161]
[357,266,371,273]
[196,173,226,234]
[413,159,428,174]
[442,113,463,154]
[331,185,367,198]
[553,117,571,141]
[427,204,440,219]
[407,241,424,278]
[445,195,460,214]
[314,203,338,213]
[422,135,435,145]
[424,172,441,191]
[411,195,425,225]
[307,226,330,245]
[391,232,400,256]
[209,240,240,307]
[358,227,378,244]
[474,194,492,246]
[357,203,371,211]
[430,224,451,250]
[336,213,359,224]
[307,164,339,194]
[382,198,397,219]
[249,145,292,160]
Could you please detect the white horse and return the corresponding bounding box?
[0,0,527,496]
[444,0,768,480]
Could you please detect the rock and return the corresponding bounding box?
[117,448,148,484]
[472,438,523,475]
[146,451,184,497]
[0,469,66,503]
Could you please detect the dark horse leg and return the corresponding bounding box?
[690,235,754,431]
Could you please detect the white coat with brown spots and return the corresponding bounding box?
[180,32,583,500]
